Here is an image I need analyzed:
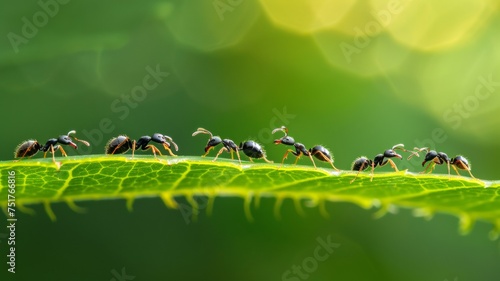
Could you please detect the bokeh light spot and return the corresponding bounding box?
[314,29,410,77]
[259,0,357,33]
[372,0,494,51]
[167,1,260,52]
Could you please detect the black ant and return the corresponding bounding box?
[272,126,339,170]
[238,140,272,163]
[350,144,415,183]
[192,128,241,164]
[105,133,178,159]
[14,130,90,168]
[409,147,476,179]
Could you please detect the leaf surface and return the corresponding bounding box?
[1,156,499,236]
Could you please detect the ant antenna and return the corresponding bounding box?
[391,143,421,160]
[271,126,288,136]
[164,135,179,151]
[192,128,213,138]
[407,147,429,160]
[67,130,90,146]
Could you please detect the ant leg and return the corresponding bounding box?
[421,162,434,174]
[235,150,242,166]
[350,162,367,184]
[451,165,461,177]
[445,162,451,180]
[49,145,61,169]
[202,146,214,157]
[111,141,126,155]
[329,161,340,171]
[19,146,34,160]
[230,150,234,160]
[261,156,273,163]
[131,140,136,159]
[466,169,476,179]
[313,151,339,171]
[146,145,163,160]
[370,162,375,182]
[162,143,177,156]
[430,162,437,173]
[213,147,228,162]
[50,145,56,163]
[306,154,317,169]
[248,157,254,163]
[59,146,68,157]
[377,159,398,172]
[451,165,476,179]
[164,147,176,157]
[280,150,293,167]
[16,145,36,161]
[386,159,399,172]
[293,154,302,165]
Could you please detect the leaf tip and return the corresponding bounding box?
[65,200,86,213]
[489,219,500,241]
[273,196,284,221]
[373,204,399,219]
[2,202,36,216]
[126,197,135,212]
[43,201,57,222]
[458,214,475,235]
[244,193,254,222]
[412,207,435,220]
[160,193,179,209]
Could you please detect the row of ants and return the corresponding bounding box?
[14,127,475,182]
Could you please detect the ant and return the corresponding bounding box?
[105,133,178,159]
[192,128,241,164]
[408,147,476,179]
[14,130,90,168]
[238,140,273,163]
[272,126,339,170]
[350,144,415,183]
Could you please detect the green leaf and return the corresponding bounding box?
[1,156,499,237]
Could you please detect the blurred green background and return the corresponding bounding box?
[1,0,500,280]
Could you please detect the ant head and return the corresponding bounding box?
[66,130,90,148]
[206,136,222,149]
[192,128,221,148]
[383,149,402,159]
[272,126,295,145]
[58,135,77,149]
[422,150,438,166]
[152,133,166,143]
[274,136,295,146]
[152,133,179,151]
